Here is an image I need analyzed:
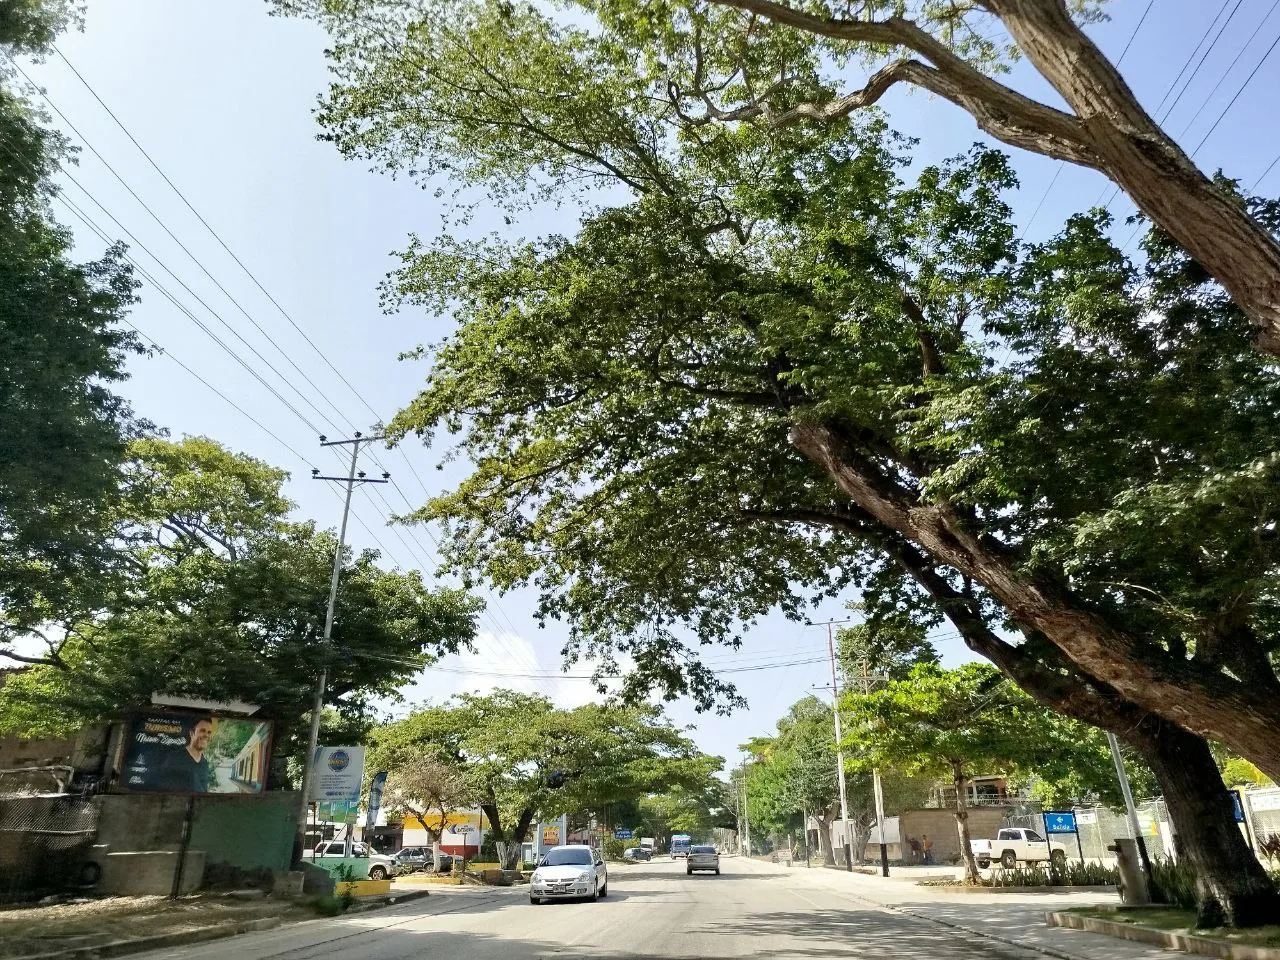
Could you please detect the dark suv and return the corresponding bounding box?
[394,846,455,874]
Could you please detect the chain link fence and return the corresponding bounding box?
[0,793,100,903]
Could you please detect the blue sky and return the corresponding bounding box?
[17,0,1280,766]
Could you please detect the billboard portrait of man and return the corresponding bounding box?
[148,715,214,792]
[120,712,271,794]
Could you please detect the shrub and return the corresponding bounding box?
[1259,834,1280,866]
[1147,856,1199,911]
[310,893,353,916]
[989,862,1120,887]
[602,837,628,861]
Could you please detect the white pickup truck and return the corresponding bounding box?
[970,827,1070,869]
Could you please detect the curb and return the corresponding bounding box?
[22,915,288,960]
[20,890,433,960]
[925,885,1119,895]
[1047,912,1280,960]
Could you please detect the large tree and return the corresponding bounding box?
[278,0,1280,356]
[745,695,929,864]
[1,0,144,660]
[279,0,1280,778]
[841,662,1124,882]
[368,690,721,867]
[0,437,481,783]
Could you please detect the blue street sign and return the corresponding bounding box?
[614,829,633,839]
[1043,811,1078,834]
[1230,790,1246,824]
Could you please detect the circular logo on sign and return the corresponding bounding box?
[327,750,351,772]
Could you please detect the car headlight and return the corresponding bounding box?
[531,871,543,883]
[578,869,594,880]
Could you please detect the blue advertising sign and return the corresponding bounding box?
[1230,789,1246,824]
[614,829,634,839]
[1043,811,1078,834]
[366,771,388,828]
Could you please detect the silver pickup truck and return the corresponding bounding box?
[970,827,1069,869]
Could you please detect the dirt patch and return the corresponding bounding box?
[0,894,310,958]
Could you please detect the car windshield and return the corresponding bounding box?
[543,848,593,866]
[691,846,716,854]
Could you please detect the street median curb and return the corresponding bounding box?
[928,885,1118,895]
[20,890,433,960]
[1046,911,1280,960]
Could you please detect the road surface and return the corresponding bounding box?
[138,856,1174,960]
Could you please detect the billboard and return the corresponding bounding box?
[120,711,272,794]
[309,746,366,803]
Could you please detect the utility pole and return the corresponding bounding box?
[740,762,752,856]
[824,622,853,871]
[860,661,890,878]
[1107,731,1153,875]
[296,432,388,856]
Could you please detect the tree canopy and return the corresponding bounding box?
[0,437,480,783]
[841,662,1125,879]
[1,0,144,659]
[368,690,721,865]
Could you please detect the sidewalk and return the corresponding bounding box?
[742,857,1179,960]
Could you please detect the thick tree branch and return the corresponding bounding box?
[702,0,1098,166]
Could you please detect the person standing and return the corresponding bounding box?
[921,834,935,865]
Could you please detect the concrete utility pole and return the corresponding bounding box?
[740,762,752,856]
[1106,731,1153,875]
[825,623,853,871]
[859,661,890,878]
[297,432,388,855]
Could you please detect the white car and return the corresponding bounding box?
[970,827,1069,869]
[686,844,720,875]
[529,845,608,903]
[312,840,400,880]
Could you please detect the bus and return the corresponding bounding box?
[670,834,692,859]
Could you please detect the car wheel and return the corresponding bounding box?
[530,896,541,905]
[369,865,388,880]
[599,881,608,898]
[1000,851,1017,869]
[714,869,720,875]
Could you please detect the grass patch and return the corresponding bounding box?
[1069,907,1280,948]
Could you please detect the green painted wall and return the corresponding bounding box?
[189,791,300,873]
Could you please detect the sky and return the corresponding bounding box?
[13,0,1280,768]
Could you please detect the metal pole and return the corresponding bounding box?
[862,661,889,877]
[1106,731,1152,875]
[827,623,853,871]
[741,763,752,856]
[804,807,811,867]
[297,435,388,854]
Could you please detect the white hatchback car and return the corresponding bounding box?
[530,845,608,903]
[686,844,720,875]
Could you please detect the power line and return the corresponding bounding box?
[1189,25,1280,157]
[52,45,388,428]
[2,52,359,438]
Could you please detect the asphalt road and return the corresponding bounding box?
[138,856,1159,960]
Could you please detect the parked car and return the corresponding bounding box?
[313,841,401,880]
[686,845,720,875]
[622,846,651,862]
[394,846,456,874]
[970,827,1069,869]
[529,845,608,903]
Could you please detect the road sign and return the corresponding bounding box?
[1075,809,1098,826]
[614,829,633,839]
[1043,811,1078,834]
[1230,789,1246,824]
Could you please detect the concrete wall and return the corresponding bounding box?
[899,807,1012,864]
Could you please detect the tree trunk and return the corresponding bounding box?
[951,761,980,883]
[851,817,873,865]
[789,421,1280,782]
[989,0,1280,355]
[815,811,835,864]
[1137,722,1280,928]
